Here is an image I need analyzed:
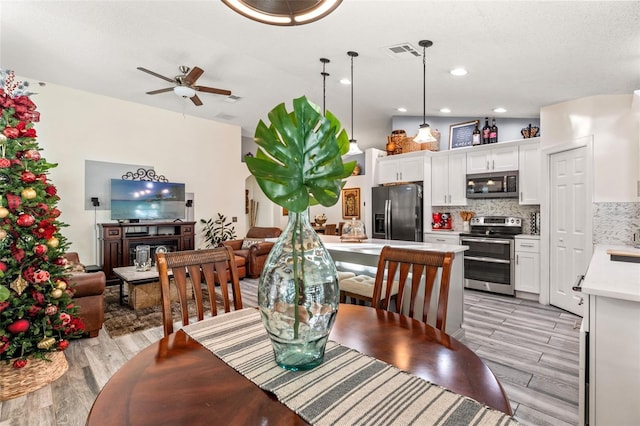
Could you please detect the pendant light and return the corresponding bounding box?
[414,40,437,144]
[320,57,330,115]
[222,0,342,26]
[346,51,363,155]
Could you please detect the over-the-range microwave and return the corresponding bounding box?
[466,171,518,199]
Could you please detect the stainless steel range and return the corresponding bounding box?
[460,216,522,296]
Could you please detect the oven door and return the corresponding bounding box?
[461,237,514,295]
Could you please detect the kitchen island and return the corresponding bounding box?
[321,236,468,337]
[579,245,640,426]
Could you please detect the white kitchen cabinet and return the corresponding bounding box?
[424,232,460,245]
[518,142,541,204]
[431,152,467,206]
[580,245,640,426]
[514,236,540,293]
[377,153,424,185]
[466,145,519,174]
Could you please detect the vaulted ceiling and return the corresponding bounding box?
[1,1,639,150]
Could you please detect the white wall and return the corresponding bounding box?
[540,94,639,202]
[31,81,246,264]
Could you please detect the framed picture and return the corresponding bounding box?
[449,120,479,150]
[342,188,361,220]
[282,207,288,216]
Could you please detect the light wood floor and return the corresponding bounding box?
[0,285,581,426]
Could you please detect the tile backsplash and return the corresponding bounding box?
[592,202,640,246]
[433,200,539,233]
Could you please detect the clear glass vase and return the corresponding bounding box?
[258,207,339,370]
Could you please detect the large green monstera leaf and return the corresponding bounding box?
[245,96,356,213]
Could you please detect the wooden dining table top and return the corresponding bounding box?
[87,304,511,425]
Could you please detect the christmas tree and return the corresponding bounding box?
[0,69,84,369]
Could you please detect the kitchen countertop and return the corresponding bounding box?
[582,245,640,302]
[320,235,468,254]
[515,234,540,239]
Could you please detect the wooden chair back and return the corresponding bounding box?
[338,222,345,236]
[155,246,243,337]
[324,223,338,235]
[371,246,455,332]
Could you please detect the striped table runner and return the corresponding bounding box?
[183,309,517,426]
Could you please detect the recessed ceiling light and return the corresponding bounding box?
[340,78,351,85]
[493,107,507,113]
[397,107,407,113]
[439,108,451,113]
[450,68,468,76]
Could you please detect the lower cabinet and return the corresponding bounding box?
[514,236,540,294]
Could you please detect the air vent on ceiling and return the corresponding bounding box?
[215,112,236,121]
[384,43,421,59]
[224,94,242,103]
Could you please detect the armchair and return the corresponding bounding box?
[63,252,106,338]
[224,227,282,278]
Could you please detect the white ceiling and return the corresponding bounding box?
[1,1,639,151]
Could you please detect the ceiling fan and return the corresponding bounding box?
[137,65,232,106]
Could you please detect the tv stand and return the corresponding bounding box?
[99,221,196,282]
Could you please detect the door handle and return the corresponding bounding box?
[520,191,523,201]
[572,275,585,292]
[492,160,495,170]
[486,160,489,170]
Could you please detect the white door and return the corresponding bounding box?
[549,146,590,315]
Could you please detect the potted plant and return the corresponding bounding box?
[199,213,236,248]
[245,96,355,370]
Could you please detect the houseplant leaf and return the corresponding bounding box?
[245,96,356,213]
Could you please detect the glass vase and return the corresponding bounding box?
[258,207,339,370]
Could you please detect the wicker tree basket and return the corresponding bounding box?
[0,351,68,401]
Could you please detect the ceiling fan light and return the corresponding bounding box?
[174,86,196,98]
[347,139,363,155]
[222,0,341,26]
[414,123,437,143]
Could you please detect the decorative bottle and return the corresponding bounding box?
[482,117,490,145]
[472,121,481,146]
[490,117,498,144]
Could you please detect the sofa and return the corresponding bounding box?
[63,252,106,338]
[223,227,282,278]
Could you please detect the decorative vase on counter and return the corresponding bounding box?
[258,207,340,371]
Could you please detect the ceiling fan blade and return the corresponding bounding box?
[195,86,232,96]
[190,94,203,106]
[146,87,174,95]
[184,66,204,85]
[137,67,175,83]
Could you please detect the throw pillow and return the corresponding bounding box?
[241,238,264,249]
[65,260,86,273]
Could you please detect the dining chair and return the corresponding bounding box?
[371,246,455,332]
[324,223,338,235]
[156,246,243,337]
[338,222,345,236]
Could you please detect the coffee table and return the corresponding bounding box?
[112,266,190,309]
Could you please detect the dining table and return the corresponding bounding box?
[87,304,512,425]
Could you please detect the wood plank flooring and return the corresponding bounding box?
[0,284,581,426]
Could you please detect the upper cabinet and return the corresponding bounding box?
[466,144,519,174]
[377,152,425,185]
[518,142,541,204]
[431,152,467,206]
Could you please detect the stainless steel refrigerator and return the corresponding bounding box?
[372,184,423,241]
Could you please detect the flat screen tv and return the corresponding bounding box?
[110,179,186,221]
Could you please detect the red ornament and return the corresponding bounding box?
[52,257,67,267]
[36,174,47,183]
[0,261,6,272]
[34,244,48,256]
[7,319,30,334]
[45,185,57,197]
[21,171,37,183]
[13,359,28,369]
[57,340,69,351]
[17,213,35,227]
[2,127,19,139]
[0,158,10,168]
[6,194,21,210]
[23,150,41,161]
[49,208,61,218]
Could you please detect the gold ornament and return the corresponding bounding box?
[37,337,56,350]
[47,237,59,248]
[0,207,9,219]
[51,288,63,299]
[10,276,29,295]
[55,280,67,290]
[0,229,6,240]
[21,187,37,200]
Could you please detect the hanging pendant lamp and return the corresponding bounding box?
[346,51,363,155]
[222,0,342,26]
[414,40,437,144]
[320,57,330,116]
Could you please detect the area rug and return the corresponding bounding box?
[102,278,259,338]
